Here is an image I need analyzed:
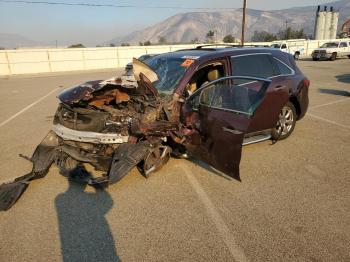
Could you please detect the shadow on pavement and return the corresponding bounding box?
[319,88,350,97]
[335,74,350,84]
[188,158,235,181]
[55,177,120,262]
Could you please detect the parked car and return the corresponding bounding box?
[312,41,350,61]
[0,46,310,210]
[270,41,305,60]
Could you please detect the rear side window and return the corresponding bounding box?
[231,54,277,78]
[273,58,294,75]
[339,42,347,47]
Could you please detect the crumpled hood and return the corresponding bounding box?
[58,57,160,106]
[58,76,139,105]
[58,80,102,105]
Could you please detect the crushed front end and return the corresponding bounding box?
[0,72,181,211]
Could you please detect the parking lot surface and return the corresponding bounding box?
[0,60,349,262]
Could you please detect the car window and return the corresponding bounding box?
[281,44,287,49]
[231,54,277,79]
[198,78,270,116]
[273,58,293,75]
[320,42,339,48]
[339,42,347,47]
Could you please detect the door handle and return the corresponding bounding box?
[222,127,243,135]
[274,86,286,91]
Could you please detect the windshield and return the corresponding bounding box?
[145,56,189,94]
[270,44,281,48]
[320,42,339,48]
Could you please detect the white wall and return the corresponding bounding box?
[0,40,349,76]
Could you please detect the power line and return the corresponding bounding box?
[0,0,237,10]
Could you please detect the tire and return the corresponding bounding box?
[330,53,337,61]
[294,52,300,60]
[271,102,297,141]
[348,55,350,59]
[312,57,319,61]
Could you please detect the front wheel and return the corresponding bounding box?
[330,53,337,61]
[271,102,297,140]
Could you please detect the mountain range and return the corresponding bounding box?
[112,0,350,45]
[0,33,40,49]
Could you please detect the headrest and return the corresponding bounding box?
[207,69,220,82]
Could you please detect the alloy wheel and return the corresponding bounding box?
[276,106,294,136]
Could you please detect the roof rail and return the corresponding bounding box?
[195,44,239,49]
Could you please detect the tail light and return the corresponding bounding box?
[303,78,310,88]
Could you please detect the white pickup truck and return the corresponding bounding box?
[270,41,305,60]
[312,41,350,61]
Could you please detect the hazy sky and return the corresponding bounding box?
[0,0,335,46]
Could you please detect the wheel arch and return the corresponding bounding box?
[289,96,301,119]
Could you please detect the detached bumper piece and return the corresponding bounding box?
[0,132,164,211]
[0,131,58,211]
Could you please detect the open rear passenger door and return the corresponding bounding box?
[184,76,289,180]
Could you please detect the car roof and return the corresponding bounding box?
[153,47,285,61]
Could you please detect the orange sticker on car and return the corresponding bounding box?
[181,59,195,67]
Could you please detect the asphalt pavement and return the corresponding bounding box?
[0,60,349,262]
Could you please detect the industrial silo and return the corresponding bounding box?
[330,8,339,39]
[323,7,333,39]
[314,6,326,40]
[314,5,340,40]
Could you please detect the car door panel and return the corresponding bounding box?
[183,76,286,180]
[190,105,247,179]
[247,83,289,132]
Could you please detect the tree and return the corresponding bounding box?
[206,30,215,43]
[109,43,116,47]
[143,40,152,46]
[158,36,167,44]
[277,27,307,40]
[251,31,277,42]
[0,47,5,50]
[120,43,130,46]
[190,38,200,44]
[223,34,235,43]
[68,43,85,48]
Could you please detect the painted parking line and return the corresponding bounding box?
[307,113,350,130]
[309,97,349,110]
[0,87,60,128]
[181,166,249,262]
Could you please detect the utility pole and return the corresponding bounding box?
[285,20,288,39]
[241,0,247,46]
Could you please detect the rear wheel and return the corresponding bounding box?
[312,57,319,61]
[348,55,350,59]
[294,52,300,60]
[330,53,337,61]
[271,102,297,140]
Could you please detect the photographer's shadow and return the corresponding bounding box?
[55,175,120,262]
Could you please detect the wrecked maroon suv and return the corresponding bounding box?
[0,46,309,210]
